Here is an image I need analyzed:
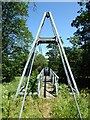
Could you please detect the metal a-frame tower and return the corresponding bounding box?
[14,12,82,119]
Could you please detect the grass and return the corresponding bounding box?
[2,77,90,118]
[51,84,89,118]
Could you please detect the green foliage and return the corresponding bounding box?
[68,36,81,48]
[29,70,39,93]
[2,77,21,118]
[28,54,48,93]
[2,78,45,118]
[33,54,48,72]
[46,43,64,80]
[65,45,83,77]
[71,2,90,44]
[51,84,89,118]
[2,53,48,117]
[2,2,33,82]
[2,80,89,118]
[71,2,90,77]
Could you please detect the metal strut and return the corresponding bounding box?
[14,11,82,119]
[19,43,37,119]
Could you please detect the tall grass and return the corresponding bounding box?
[2,78,89,118]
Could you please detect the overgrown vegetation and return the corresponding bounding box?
[2,2,33,82]
[2,79,89,118]
[52,84,89,118]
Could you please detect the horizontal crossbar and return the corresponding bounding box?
[38,37,57,44]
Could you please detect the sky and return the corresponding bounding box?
[26,2,81,56]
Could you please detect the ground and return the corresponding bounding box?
[2,77,89,118]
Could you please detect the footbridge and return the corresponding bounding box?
[37,68,59,98]
[14,12,82,119]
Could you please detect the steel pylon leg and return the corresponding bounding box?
[15,12,47,119]
[14,12,47,101]
[49,12,79,95]
[19,43,37,119]
[48,12,82,119]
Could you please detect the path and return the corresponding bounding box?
[40,76,54,98]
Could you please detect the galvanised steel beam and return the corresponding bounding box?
[38,37,57,44]
[14,12,47,101]
[49,12,79,95]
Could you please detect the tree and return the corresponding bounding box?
[2,2,33,82]
[46,44,60,73]
[33,54,47,72]
[67,36,83,77]
[46,40,67,83]
[71,2,90,77]
[71,2,90,45]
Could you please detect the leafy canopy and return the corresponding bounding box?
[2,2,33,82]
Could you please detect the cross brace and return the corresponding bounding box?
[38,37,57,44]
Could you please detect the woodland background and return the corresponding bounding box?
[1,2,90,118]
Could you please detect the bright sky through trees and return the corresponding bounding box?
[26,2,81,56]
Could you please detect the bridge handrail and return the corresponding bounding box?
[50,68,59,96]
[37,68,59,96]
[50,69,59,80]
[37,68,44,97]
[37,68,44,80]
